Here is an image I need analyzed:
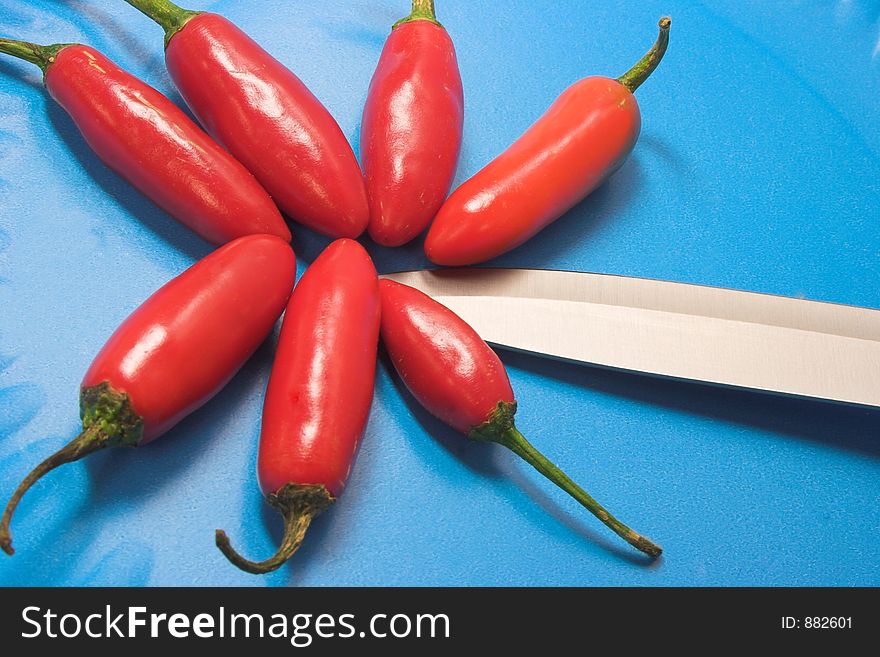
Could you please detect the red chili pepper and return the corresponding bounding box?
[0,39,290,246]
[361,0,463,246]
[216,239,380,574]
[0,235,296,555]
[378,279,662,558]
[123,0,370,239]
[424,18,671,266]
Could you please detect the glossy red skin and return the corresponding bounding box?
[258,239,380,497]
[82,235,296,443]
[44,46,289,245]
[165,14,369,239]
[361,20,463,246]
[425,76,641,266]
[379,280,514,435]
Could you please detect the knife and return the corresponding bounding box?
[381,268,880,409]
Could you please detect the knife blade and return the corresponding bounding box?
[381,268,880,408]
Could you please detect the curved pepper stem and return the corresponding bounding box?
[617,17,672,93]
[0,383,141,556]
[122,0,202,47]
[0,38,71,74]
[394,0,441,29]
[471,402,662,558]
[215,483,334,575]
[0,426,118,555]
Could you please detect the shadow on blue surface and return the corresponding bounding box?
[359,228,434,273]
[0,60,42,91]
[500,350,880,459]
[639,133,689,176]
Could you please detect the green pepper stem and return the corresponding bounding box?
[394,0,441,29]
[0,38,71,74]
[122,0,201,46]
[215,483,334,575]
[0,426,117,555]
[617,16,671,93]
[496,426,662,558]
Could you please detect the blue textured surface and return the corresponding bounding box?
[1,0,879,587]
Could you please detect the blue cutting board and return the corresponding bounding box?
[0,0,878,587]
